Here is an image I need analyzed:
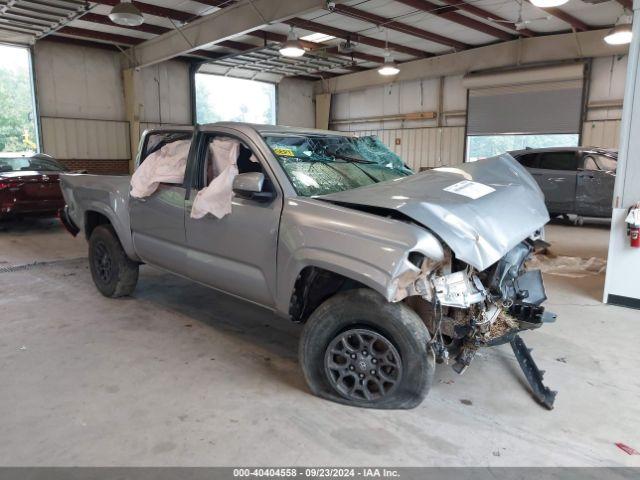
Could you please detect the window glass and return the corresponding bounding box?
[195,74,276,125]
[141,132,192,164]
[0,156,65,172]
[539,152,577,171]
[515,153,539,168]
[466,134,579,161]
[0,45,38,153]
[264,134,411,197]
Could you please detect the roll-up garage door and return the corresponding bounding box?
[465,64,585,135]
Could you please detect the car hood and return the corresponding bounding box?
[318,154,549,271]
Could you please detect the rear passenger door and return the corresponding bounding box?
[535,151,579,215]
[129,129,193,273]
[576,154,616,218]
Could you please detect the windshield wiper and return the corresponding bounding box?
[329,153,377,165]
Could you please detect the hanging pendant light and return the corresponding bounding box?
[530,0,568,8]
[605,14,633,45]
[280,27,305,57]
[378,30,399,76]
[378,50,400,76]
[109,0,144,27]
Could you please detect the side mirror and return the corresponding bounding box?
[232,172,274,202]
[233,172,264,193]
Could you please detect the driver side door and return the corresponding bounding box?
[184,129,283,308]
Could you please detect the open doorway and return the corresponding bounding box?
[0,44,39,153]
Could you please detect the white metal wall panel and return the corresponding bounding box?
[353,127,465,170]
[140,122,192,132]
[582,120,621,149]
[41,117,130,159]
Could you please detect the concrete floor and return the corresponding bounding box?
[1,217,639,467]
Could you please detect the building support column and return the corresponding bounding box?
[603,0,640,308]
[123,68,143,173]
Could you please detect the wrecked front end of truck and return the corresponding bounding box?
[320,154,558,409]
[403,238,557,409]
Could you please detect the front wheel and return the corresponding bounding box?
[89,224,139,297]
[299,289,434,409]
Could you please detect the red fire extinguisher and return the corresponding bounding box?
[626,203,640,248]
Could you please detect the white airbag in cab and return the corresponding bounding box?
[130,139,191,198]
[190,138,240,219]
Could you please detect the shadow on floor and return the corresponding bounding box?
[131,266,304,390]
[0,216,62,234]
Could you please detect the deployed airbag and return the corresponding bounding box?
[190,138,240,219]
[130,139,190,198]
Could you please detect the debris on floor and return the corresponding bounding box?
[556,357,568,363]
[460,399,473,406]
[615,442,640,455]
[527,252,606,278]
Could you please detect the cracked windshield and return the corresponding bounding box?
[264,134,412,197]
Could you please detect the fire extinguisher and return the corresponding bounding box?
[626,203,640,248]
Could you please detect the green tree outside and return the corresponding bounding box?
[0,45,37,153]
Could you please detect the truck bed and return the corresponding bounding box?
[59,173,136,258]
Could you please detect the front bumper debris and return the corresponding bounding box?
[415,240,559,410]
[510,334,557,410]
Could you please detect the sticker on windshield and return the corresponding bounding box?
[444,180,495,199]
[273,146,295,157]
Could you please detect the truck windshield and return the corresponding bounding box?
[263,134,412,196]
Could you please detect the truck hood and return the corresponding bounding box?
[318,154,549,271]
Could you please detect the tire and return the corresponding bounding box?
[88,224,139,298]
[299,288,435,409]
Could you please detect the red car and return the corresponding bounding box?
[0,154,67,220]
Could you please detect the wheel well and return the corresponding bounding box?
[85,211,111,240]
[289,266,366,323]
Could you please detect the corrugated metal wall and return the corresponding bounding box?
[40,117,130,159]
[582,120,621,149]
[355,127,466,170]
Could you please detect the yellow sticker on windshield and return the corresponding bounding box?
[273,146,295,157]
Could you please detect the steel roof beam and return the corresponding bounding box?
[285,17,433,58]
[57,25,144,44]
[437,0,535,37]
[245,30,385,63]
[125,0,322,68]
[80,12,168,35]
[524,1,590,31]
[333,3,468,50]
[92,0,195,23]
[395,0,516,41]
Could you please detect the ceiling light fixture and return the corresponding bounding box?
[280,27,305,57]
[109,0,144,27]
[529,0,568,8]
[300,32,335,43]
[378,30,399,76]
[605,14,633,45]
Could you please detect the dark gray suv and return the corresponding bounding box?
[509,147,617,219]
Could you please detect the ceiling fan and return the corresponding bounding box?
[488,1,551,32]
[338,37,358,54]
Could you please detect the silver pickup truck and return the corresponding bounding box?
[60,123,557,410]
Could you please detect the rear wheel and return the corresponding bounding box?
[299,289,434,409]
[89,224,139,297]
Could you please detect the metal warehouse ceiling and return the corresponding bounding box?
[0,0,631,79]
